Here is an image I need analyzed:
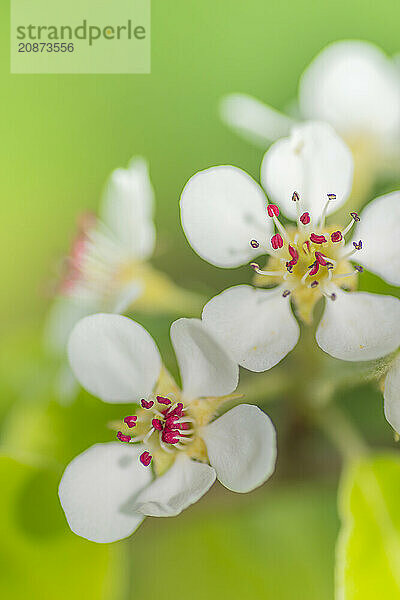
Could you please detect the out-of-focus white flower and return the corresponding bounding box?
[58,314,276,543]
[45,158,201,402]
[180,122,400,372]
[384,353,400,434]
[221,40,400,199]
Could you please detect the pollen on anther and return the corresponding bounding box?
[141,399,154,409]
[156,396,171,405]
[124,416,137,428]
[310,233,327,244]
[300,212,310,225]
[267,204,280,218]
[152,418,163,431]
[140,451,152,467]
[250,239,260,248]
[271,233,283,250]
[331,231,343,243]
[117,431,131,443]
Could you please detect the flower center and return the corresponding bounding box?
[116,394,195,467]
[249,193,363,323]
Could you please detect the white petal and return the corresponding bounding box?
[110,281,143,314]
[384,355,400,434]
[67,313,161,403]
[202,285,300,372]
[58,443,152,543]
[202,404,276,492]
[133,455,216,517]
[261,121,353,221]
[299,40,400,140]
[352,192,400,286]
[220,93,295,146]
[170,318,238,400]
[316,289,400,361]
[100,157,156,260]
[180,166,271,268]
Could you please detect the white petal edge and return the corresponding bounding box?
[180,166,272,268]
[220,93,295,147]
[384,355,400,434]
[299,40,400,140]
[44,297,95,356]
[316,289,400,361]
[58,443,152,543]
[100,157,156,260]
[67,313,161,403]
[170,318,239,401]
[202,404,277,493]
[133,454,216,517]
[261,121,353,222]
[351,191,400,286]
[202,285,300,372]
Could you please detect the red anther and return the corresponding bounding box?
[165,415,179,429]
[176,422,190,430]
[310,233,327,244]
[292,191,300,202]
[140,451,152,467]
[250,239,260,248]
[331,231,343,243]
[117,431,131,443]
[267,204,280,217]
[310,280,319,288]
[271,234,284,250]
[169,403,184,418]
[309,262,320,276]
[152,418,163,431]
[141,399,154,409]
[315,252,328,266]
[162,429,180,444]
[300,212,310,225]
[286,260,296,272]
[124,416,137,428]
[156,396,171,405]
[304,240,311,253]
[350,212,360,222]
[288,245,299,263]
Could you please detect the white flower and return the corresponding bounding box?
[58,313,276,543]
[221,40,400,195]
[384,354,400,434]
[45,157,201,402]
[180,122,400,372]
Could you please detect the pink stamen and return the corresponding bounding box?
[124,416,137,428]
[331,231,343,243]
[141,399,154,409]
[310,233,327,244]
[315,252,328,266]
[271,234,284,250]
[309,262,320,277]
[140,451,152,467]
[117,431,131,443]
[156,396,171,405]
[267,204,279,217]
[300,212,310,225]
[162,429,180,444]
[152,418,163,431]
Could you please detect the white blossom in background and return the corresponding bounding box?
[58,314,276,543]
[45,158,201,402]
[221,40,400,199]
[384,353,400,434]
[180,122,400,372]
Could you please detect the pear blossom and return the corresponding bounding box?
[58,313,276,543]
[221,40,400,197]
[45,157,200,401]
[180,122,400,372]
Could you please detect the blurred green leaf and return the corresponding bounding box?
[0,456,123,600]
[336,453,400,599]
[127,483,338,600]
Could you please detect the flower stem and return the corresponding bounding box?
[313,402,369,461]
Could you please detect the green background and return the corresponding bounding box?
[1,1,400,598]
